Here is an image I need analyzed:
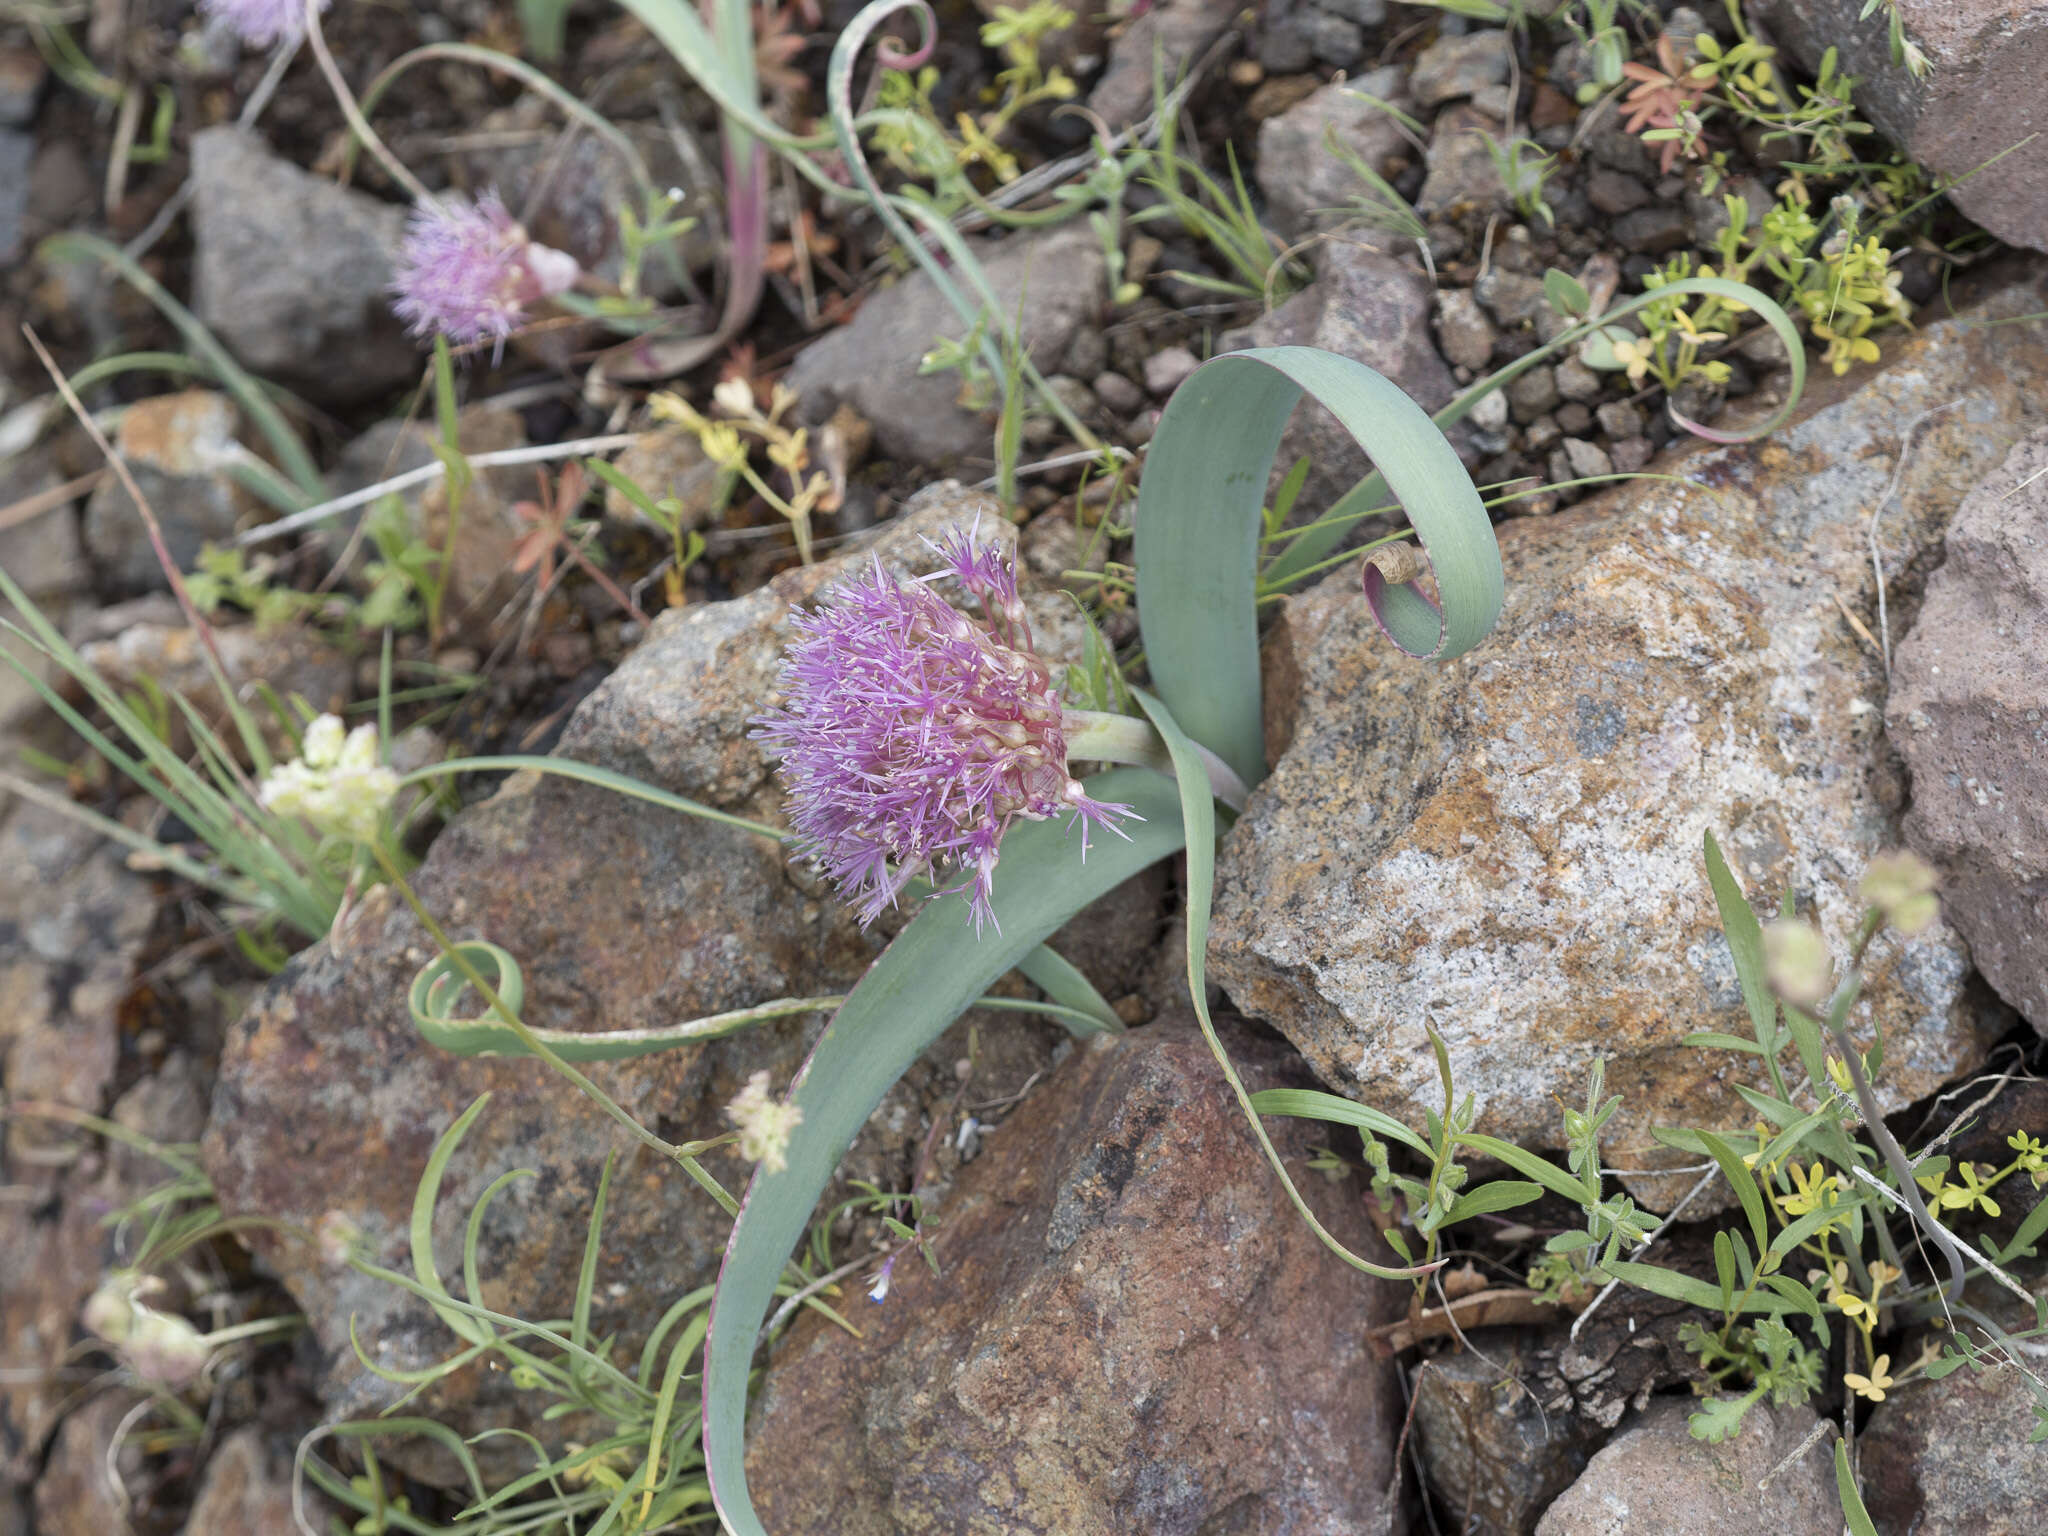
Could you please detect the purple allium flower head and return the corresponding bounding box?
[389,193,581,350]
[751,536,1133,932]
[200,0,328,48]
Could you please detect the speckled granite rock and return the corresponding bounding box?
[1534,1398,1836,1534]
[747,1020,1406,1536]
[1210,274,2048,1209]
[200,486,1164,1483]
[1887,426,2048,1031]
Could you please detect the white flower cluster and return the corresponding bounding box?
[725,1070,804,1175]
[259,714,399,844]
[82,1272,212,1390]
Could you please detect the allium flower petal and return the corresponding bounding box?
[201,0,328,48]
[752,538,1132,933]
[390,192,580,349]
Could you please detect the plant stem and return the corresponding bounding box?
[368,841,740,1216]
[1063,709,1249,811]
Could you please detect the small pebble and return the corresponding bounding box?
[1470,388,1510,431]
[1610,436,1653,473]
[1143,346,1200,397]
[1093,371,1144,415]
[1554,356,1603,402]
[1525,413,1563,453]
[1506,366,1561,423]
[1563,437,1614,480]
[1595,400,1645,438]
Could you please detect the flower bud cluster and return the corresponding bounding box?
[390,193,580,350]
[259,714,399,844]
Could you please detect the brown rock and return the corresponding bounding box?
[599,423,722,529]
[748,1020,1406,1535]
[1255,67,1413,240]
[180,1425,326,1536]
[1755,0,2048,253]
[1858,1272,2048,1535]
[1887,426,2048,1029]
[1209,274,2048,1209]
[1222,242,1458,521]
[31,1395,139,1536]
[1534,1397,1837,1534]
[200,486,1166,1483]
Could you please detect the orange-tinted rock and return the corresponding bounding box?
[1210,274,2048,1209]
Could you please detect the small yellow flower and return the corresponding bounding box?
[1777,1160,1842,1218]
[1671,308,1728,346]
[1844,1353,1895,1401]
[1608,335,1655,386]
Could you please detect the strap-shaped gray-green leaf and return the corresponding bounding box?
[702,767,1187,1536]
[1134,346,1503,788]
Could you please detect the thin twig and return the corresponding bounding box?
[1846,1165,2034,1307]
[233,433,638,546]
[302,0,435,205]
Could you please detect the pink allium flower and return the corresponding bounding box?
[751,533,1133,932]
[200,0,328,47]
[389,193,580,349]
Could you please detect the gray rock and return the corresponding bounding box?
[784,225,1105,466]
[1524,412,1562,452]
[1315,0,1385,23]
[1299,9,1365,66]
[1506,365,1561,423]
[1470,387,1510,432]
[77,618,353,755]
[1888,427,2048,1029]
[1755,0,2048,253]
[1411,29,1512,106]
[1596,400,1645,439]
[1554,355,1603,403]
[1475,268,1550,330]
[1586,167,1650,215]
[1143,345,1200,397]
[1534,1398,1836,1534]
[1088,0,1242,129]
[1221,243,1456,520]
[1419,105,1512,218]
[200,486,1166,1484]
[1611,436,1653,473]
[82,389,251,594]
[1611,203,1692,254]
[747,1021,1407,1536]
[0,130,30,266]
[189,128,418,405]
[1437,287,1500,371]
[0,452,88,603]
[1210,275,2048,1208]
[1563,436,1613,479]
[32,1396,139,1536]
[1558,402,1594,437]
[1255,68,1413,241]
[1092,370,1144,415]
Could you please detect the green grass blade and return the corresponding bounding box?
[1261,275,1808,592]
[701,767,1188,1536]
[1836,1439,1879,1536]
[1013,942,1120,1034]
[1247,1087,1432,1157]
[1134,347,1502,788]
[37,232,323,497]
